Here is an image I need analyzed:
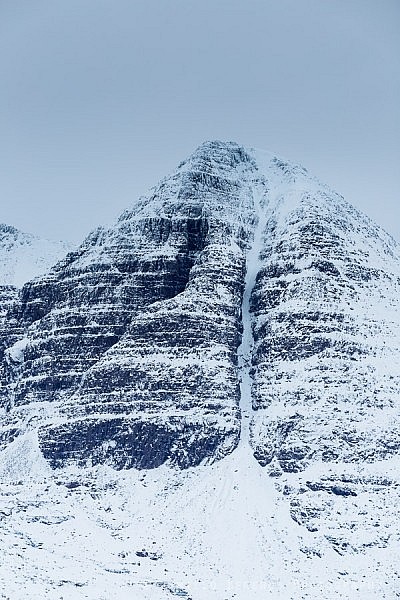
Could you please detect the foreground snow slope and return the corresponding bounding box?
[0,444,399,600]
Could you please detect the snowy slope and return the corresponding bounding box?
[0,223,71,287]
[0,141,400,599]
[0,443,398,599]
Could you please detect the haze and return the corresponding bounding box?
[0,0,399,244]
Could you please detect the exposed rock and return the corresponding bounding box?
[249,164,400,472]
[1,141,399,480]
[0,142,257,468]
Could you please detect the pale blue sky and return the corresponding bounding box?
[0,0,399,243]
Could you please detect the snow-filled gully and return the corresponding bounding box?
[237,182,267,447]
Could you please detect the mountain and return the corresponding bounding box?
[0,141,399,599]
[0,224,72,410]
[0,222,71,327]
[0,223,71,288]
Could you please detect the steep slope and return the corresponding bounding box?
[0,224,71,407]
[0,223,71,288]
[0,141,400,599]
[0,143,257,467]
[249,163,400,471]
[245,157,400,557]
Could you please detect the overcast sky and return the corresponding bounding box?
[0,0,399,244]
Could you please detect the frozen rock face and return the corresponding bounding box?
[249,176,400,475]
[1,143,258,468]
[0,141,399,481]
[0,285,19,394]
[0,224,71,405]
[243,158,400,558]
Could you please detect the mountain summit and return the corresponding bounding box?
[1,141,399,598]
[0,222,71,288]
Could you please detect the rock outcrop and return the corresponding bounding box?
[0,223,71,408]
[249,169,400,474]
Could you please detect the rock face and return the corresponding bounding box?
[0,143,257,467]
[0,285,19,397]
[1,141,399,480]
[249,172,400,474]
[0,224,71,408]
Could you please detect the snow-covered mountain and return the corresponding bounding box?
[0,141,399,599]
[0,224,72,409]
[0,223,71,288]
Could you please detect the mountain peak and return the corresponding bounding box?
[0,223,72,288]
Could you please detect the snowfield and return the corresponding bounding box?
[0,223,71,288]
[1,444,399,599]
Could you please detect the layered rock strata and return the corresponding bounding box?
[1,143,257,467]
[0,142,399,489]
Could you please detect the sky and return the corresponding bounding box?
[0,0,399,244]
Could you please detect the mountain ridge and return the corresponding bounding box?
[0,222,72,288]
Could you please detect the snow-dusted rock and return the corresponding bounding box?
[249,176,400,474]
[0,224,71,406]
[1,143,256,467]
[1,142,400,474]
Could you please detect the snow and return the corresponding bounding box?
[0,224,71,287]
[6,338,28,364]
[237,180,268,445]
[1,444,398,599]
